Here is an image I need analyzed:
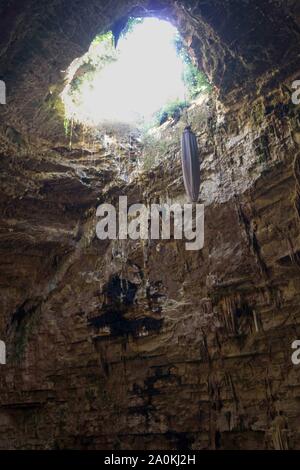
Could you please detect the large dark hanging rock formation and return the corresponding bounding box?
[1,0,300,450]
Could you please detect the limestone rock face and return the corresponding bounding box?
[0,0,300,450]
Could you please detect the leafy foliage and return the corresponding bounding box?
[174,34,211,99]
[153,99,188,126]
[63,20,211,134]
[91,31,114,47]
[148,35,211,128]
[68,31,117,105]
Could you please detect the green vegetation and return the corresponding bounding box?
[153,99,188,126]
[66,31,117,110]
[174,34,211,99]
[148,35,211,129]
[62,30,118,133]
[120,17,144,38]
[91,30,114,47]
[62,19,210,138]
[140,133,169,171]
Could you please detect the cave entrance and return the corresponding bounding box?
[61,17,209,131]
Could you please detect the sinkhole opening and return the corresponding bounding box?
[61,17,210,131]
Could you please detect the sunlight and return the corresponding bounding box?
[62,18,187,126]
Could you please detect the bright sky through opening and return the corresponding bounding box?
[63,18,187,125]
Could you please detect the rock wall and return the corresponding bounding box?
[1,81,300,449]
